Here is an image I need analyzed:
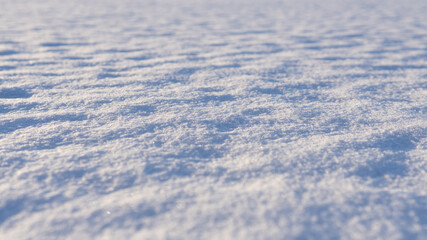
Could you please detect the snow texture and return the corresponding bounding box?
[1,0,427,239]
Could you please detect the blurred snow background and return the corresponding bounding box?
[0,0,426,239]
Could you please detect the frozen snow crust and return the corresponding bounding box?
[1,0,426,239]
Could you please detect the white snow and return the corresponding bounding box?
[0,0,426,239]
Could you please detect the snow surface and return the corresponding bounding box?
[1,0,427,239]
